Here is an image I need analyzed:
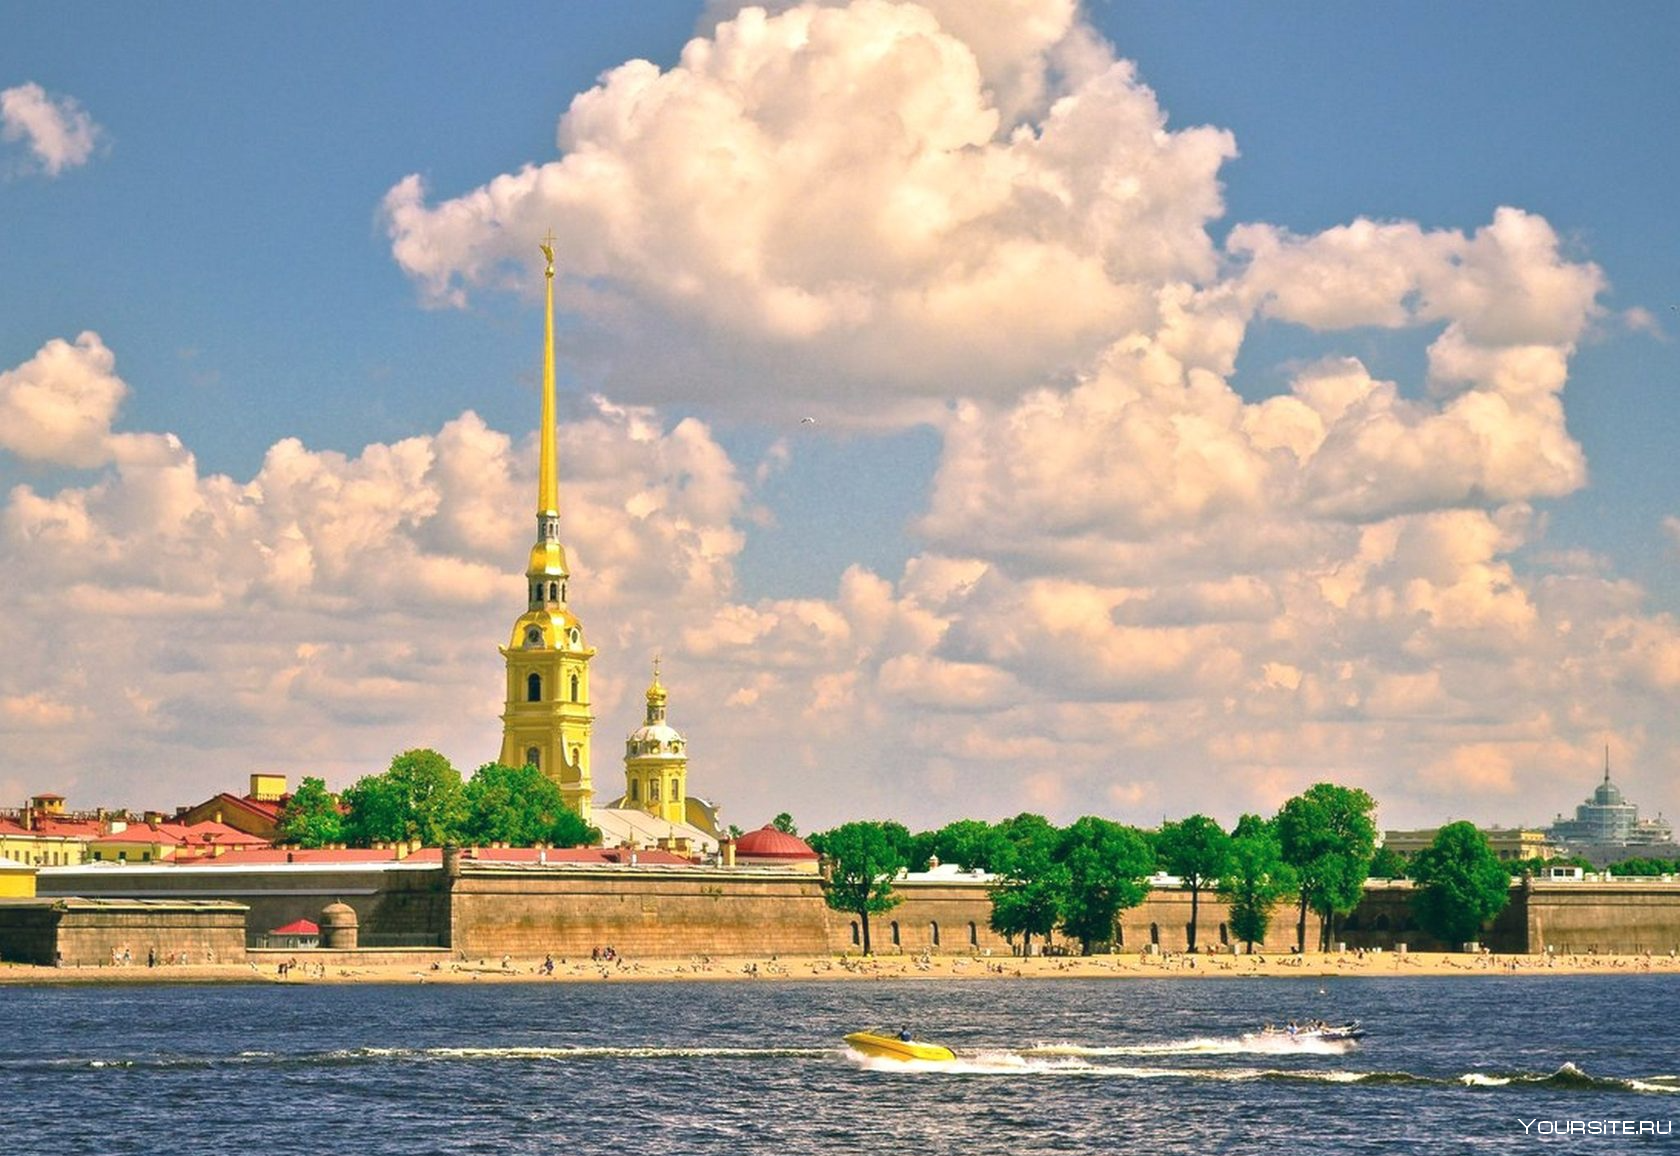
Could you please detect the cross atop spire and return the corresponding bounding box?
[539,229,557,278]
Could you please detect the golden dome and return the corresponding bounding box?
[507,609,585,651]
[527,539,569,577]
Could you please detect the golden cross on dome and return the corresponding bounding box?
[652,654,662,683]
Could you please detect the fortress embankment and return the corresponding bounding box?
[9,854,1680,967]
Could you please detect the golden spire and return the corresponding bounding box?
[538,230,558,520]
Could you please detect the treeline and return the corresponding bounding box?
[274,749,598,850]
[808,783,1520,955]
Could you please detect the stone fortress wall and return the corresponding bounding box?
[21,861,1680,962]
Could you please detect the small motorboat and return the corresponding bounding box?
[1254,1020,1365,1043]
[843,1030,956,1062]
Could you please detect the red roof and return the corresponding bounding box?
[269,919,320,936]
[461,846,693,866]
[24,817,104,838]
[175,847,409,866]
[734,825,819,860]
[93,820,270,851]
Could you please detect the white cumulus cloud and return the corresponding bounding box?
[1,82,100,176]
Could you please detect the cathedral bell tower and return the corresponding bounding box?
[499,235,596,819]
[623,658,689,825]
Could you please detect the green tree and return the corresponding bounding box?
[461,762,598,848]
[814,820,906,955]
[929,819,1017,874]
[770,812,798,836]
[274,776,343,848]
[1409,821,1513,947]
[1604,857,1675,877]
[1276,783,1378,952]
[1218,814,1296,952]
[1055,816,1155,955]
[987,817,1064,954]
[989,851,1067,956]
[341,748,467,848]
[1369,845,1409,880]
[1156,814,1234,952]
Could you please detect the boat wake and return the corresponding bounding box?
[1026,1033,1358,1057]
[840,1050,1680,1095]
[16,1045,1680,1098]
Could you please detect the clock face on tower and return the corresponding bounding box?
[525,625,545,648]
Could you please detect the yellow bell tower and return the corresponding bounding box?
[623,658,689,825]
[499,234,596,819]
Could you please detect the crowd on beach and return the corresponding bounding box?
[8,945,1680,985]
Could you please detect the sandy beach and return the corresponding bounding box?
[5,948,1679,986]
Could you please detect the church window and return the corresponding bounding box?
[890,921,901,946]
[548,581,558,602]
[630,781,639,802]
[527,673,542,702]
[650,780,660,802]
[929,921,940,947]
[668,778,678,801]
[526,747,541,770]
[967,921,978,946]
[562,582,568,602]
[570,674,580,702]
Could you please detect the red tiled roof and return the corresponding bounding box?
[734,825,819,860]
[269,919,320,936]
[94,820,270,849]
[173,847,401,866]
[27,818,105,838]
[461,845,692,866]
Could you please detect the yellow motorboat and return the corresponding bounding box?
[843,1030,956,1062]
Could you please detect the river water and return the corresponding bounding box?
[4,974,1676,1153]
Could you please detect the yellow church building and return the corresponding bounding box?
[497,238,721,852]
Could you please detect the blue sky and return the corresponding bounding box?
[3,2,1678,833]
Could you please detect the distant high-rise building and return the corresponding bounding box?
[1547,750,1675,866]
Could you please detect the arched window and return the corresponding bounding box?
[930,921,940,947]
[1219,923,1229,946]
[1375,914,1391,932]
[548,581,558,602]
[851,921,861,946]
[890,921,901,946]
[967,921,978,946]
[526,673,542,702]
[667,778,679,802]
[649,780,660,802]
[525,747,540,770]
[570,674,580,702]
[561,581,568,602]
[1149,922,1160,946]
[629,780,639,802]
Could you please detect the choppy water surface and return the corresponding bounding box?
[4,974,1677,1153]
